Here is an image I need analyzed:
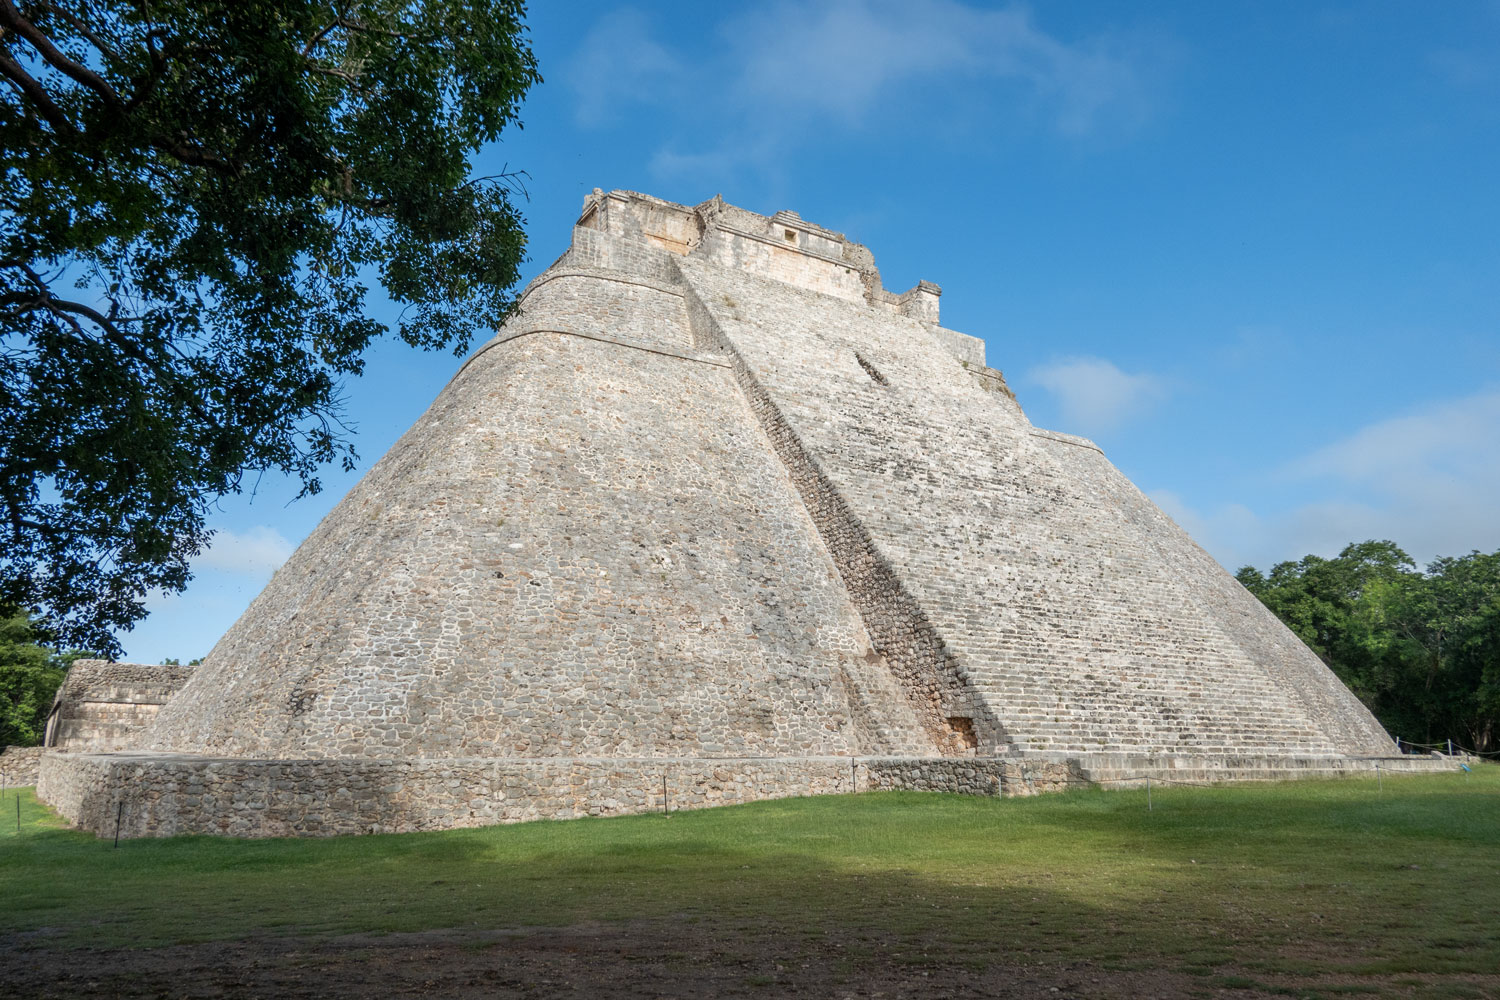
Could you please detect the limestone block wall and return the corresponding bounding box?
[674,255,1346,757]
[44,661,194,752]
[503,269,692,351]
[864,757,1087,797]
[696,226,869,304]
[144,237,932,761]
[42,753,870,838]
[27,752,1091,839]
[1,746,43,785]
[581,188,705,257]
[1029,434,1394,755]
[1072,751,1442,785]
[42,748,1436,839]
[568,223,684,286]
[929,326,986,367]
[679,273,996,757]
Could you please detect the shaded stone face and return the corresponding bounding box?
[38,189,1417,838]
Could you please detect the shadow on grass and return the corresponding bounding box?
[2,772,1498,996]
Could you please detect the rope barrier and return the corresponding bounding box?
[1395,739,1499,758]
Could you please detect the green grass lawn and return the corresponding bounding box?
[2,767,1497,995]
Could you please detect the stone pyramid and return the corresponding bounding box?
[40,191,1433,838]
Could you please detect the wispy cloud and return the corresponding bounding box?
[566,7,686,126]
[569,2,1173,182]
[1286,392,1500,493]
[1428,47,1493,89]
[195,526,295,576]
[1152,390,1500,571]
[1028,356,1168,433]
[721,0,1157,135]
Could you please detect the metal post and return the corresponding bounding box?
[1146,777,1152,812]
[15,795,19,834]
[1448,739,1454,756]
[1395,736,1401,753]
[1376,765,1382,793]
[661,774,668,815]
[850,759,857,793]
[113,801,122,848]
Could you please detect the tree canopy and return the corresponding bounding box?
[0,0,540,655]
[0,605,92,745]
[1238,541,1500,753]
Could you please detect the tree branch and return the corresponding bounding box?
[307,64,360,82]
[44,6,130,69]
[334,17,416,40]
[0,0,127,109]
[300,19,341,58]
[125,27,171,110]
[1,258,222,430]
[0,10,225,176]
[148,133,237,175]
[0,47,76,133]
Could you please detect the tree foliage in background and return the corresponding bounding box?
[0,605,92,745]
[1237,541,1500,752]
[0,0,541,655]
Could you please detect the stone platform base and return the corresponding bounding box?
[38,750,1459,840]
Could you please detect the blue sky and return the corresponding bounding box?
[122,1,1500,662]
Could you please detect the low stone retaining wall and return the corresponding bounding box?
[42,754,869,838]
[865,757,1089,796]
[1068,751,1456,786]
[38,751,1459,840]
[1,746,43,786]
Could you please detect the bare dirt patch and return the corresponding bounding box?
[8,921,1492,1000]
[0,921,1192,999]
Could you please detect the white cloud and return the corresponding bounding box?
[195,526,295,576]
[125,526,295,661]
[1217,324,1292,367]
[721,0,1155,134]
[1150,390,1500,571]
[566,8,686,126]
[570,2,1170,180]
[1286,392,1500,494]
[650,142,760,181]
[1028,356,1167,433]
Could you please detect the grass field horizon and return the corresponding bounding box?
[3,768,1498,998]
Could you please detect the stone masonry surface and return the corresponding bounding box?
[44,660,195,752]
[1,746,42,785]
[40,750,1449,839]
[677,258,1388,757]
[39,189,1439,838]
